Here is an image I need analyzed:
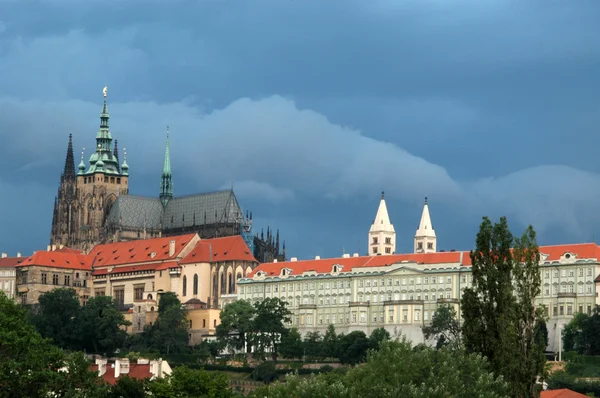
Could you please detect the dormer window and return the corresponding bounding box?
[281,268,292,277]
[332,264,344,273]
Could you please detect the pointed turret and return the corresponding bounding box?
[160,127,173,206]
[414,196,436,253]
[62,134,76,182]
[113,139,121,173]
[85,87,121,175]
[368,191,396,256]
[78,148,86,175]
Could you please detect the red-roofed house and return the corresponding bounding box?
[0,253,26,299]
[540,388,589,398]
[91,357,172,385]
[87,233,257,344]
[239,242,600,351]
[15,248,91,305]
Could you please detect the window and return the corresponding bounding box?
[360,312,366,323]
[134,287,144,301]
[366,280,371,287]
[560,306,564,315]
[95,290,105,296]
[579,305,583,313]
[183,275,187,296]
[417,242,423,250]
[373,237,378,244]
[588,285,593,293]
[569,270,574,277]
[385,237,391,244]
[415,310,421,321]
[193,274,198,295]
[554,271,559,278]
[52,274,59,285]
[389,309,394,322]
[64,275,70,286]
[588,268,593,276]
[567,306,573,315]
[432,277,436,284]
[403,309,408,322]
[427,242,433,249]
[388,278,392,286]
[446,276,451,284]
[588,305,592,314]
[416,277,421,284]
[553,306,558,316]
[424,277,429,284]
[580,268,584,277]
[373,247,378,254]
[41,272,47,284]
[545,271,549,279]
[402,278,406,285]
[562,270,567,277]
[114,289,125,306]
[385,247,391,254]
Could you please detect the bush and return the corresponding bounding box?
[251,362,278,383]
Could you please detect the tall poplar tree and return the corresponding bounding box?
[462,216,546,398]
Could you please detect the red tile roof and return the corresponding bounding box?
[0,257,27,267]
[180,236,256,264]
[88,234,197,267]
[18,251,91,271]
[249,243,600,277]
[540,388,588,398]
[91,363,153,385]
[155,261,180,271]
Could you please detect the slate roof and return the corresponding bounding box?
[107,195,163,229]
[106,190,242,231]
[163,190,242,229]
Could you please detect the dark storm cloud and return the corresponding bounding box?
[1,0,600,258]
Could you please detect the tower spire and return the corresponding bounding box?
[160,126,173,206]
[414,196,436,253]
[62,134,76,181]
[368,191,395,256]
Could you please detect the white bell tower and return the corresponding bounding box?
[368,191,396,256]
[414,197,436,253]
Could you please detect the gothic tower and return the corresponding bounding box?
[368,191,396,255]
[50,134,78,247]
[50,87,130,252]
[160,128,173,207]
[414,197,436,253]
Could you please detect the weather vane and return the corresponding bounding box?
[103,86,108,98]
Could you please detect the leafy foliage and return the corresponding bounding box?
[279,328,303,359]
[216,299,255,353]
[422,304,461,349]
[250,339,510,398]
[461,216,546,398]
[148,366,233,398]
[32,288,81,350]
[78,295,131,354]
[562,307,600,355]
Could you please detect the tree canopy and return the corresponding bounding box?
[461,216,546,398]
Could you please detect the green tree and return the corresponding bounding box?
[31,288,81,350]
[369,327,390,350]
[251,340,510,398]
[77,296,130,354]
[0,292,67,398]
[216,300,255,353]
[252,298,291,360]
[303,331,323,360]
[279,328,304,359]
[322,324,339,358]
[337,331,370,365]
[148,366,233,398]
[462,217,546,397]
[147,292,189,354]
[108,376,147,398]
[422,304,461,349]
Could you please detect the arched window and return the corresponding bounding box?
[147,294,153,300]
[212,274,218,303]
[183,275,187,296]
[150,306,155,312]
[220,273,225,294]
[193,274,198,295]
[203,319,206,328]
[228,273,234,294]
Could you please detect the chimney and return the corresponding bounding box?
[290,257,298,262]
[352,253,359,257]
[51,245,56,251]
[16,252,21,258]
[1,253,6,258]
[47,245,51,251]
[169,240,176,257]
[342,254,350,258]
[95,358,107,377]
[59,245,64,250]
[273,259,277,263]
[315,255,320,260]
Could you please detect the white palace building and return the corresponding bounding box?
[237,193,600,353]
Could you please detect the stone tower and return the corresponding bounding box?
[368,191,396,256]
[414,197,436,253]
[50,87,129,252]
[50,134,78,247]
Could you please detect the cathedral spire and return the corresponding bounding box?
[62,134,76,181]
[414,196,436,253]
[160,127,173,206]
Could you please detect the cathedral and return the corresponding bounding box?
[50,88,285,263]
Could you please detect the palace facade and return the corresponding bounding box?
[238,194,600,352]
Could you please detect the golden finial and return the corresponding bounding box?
[103,86,108,98]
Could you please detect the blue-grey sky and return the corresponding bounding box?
[2,0,600,259]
